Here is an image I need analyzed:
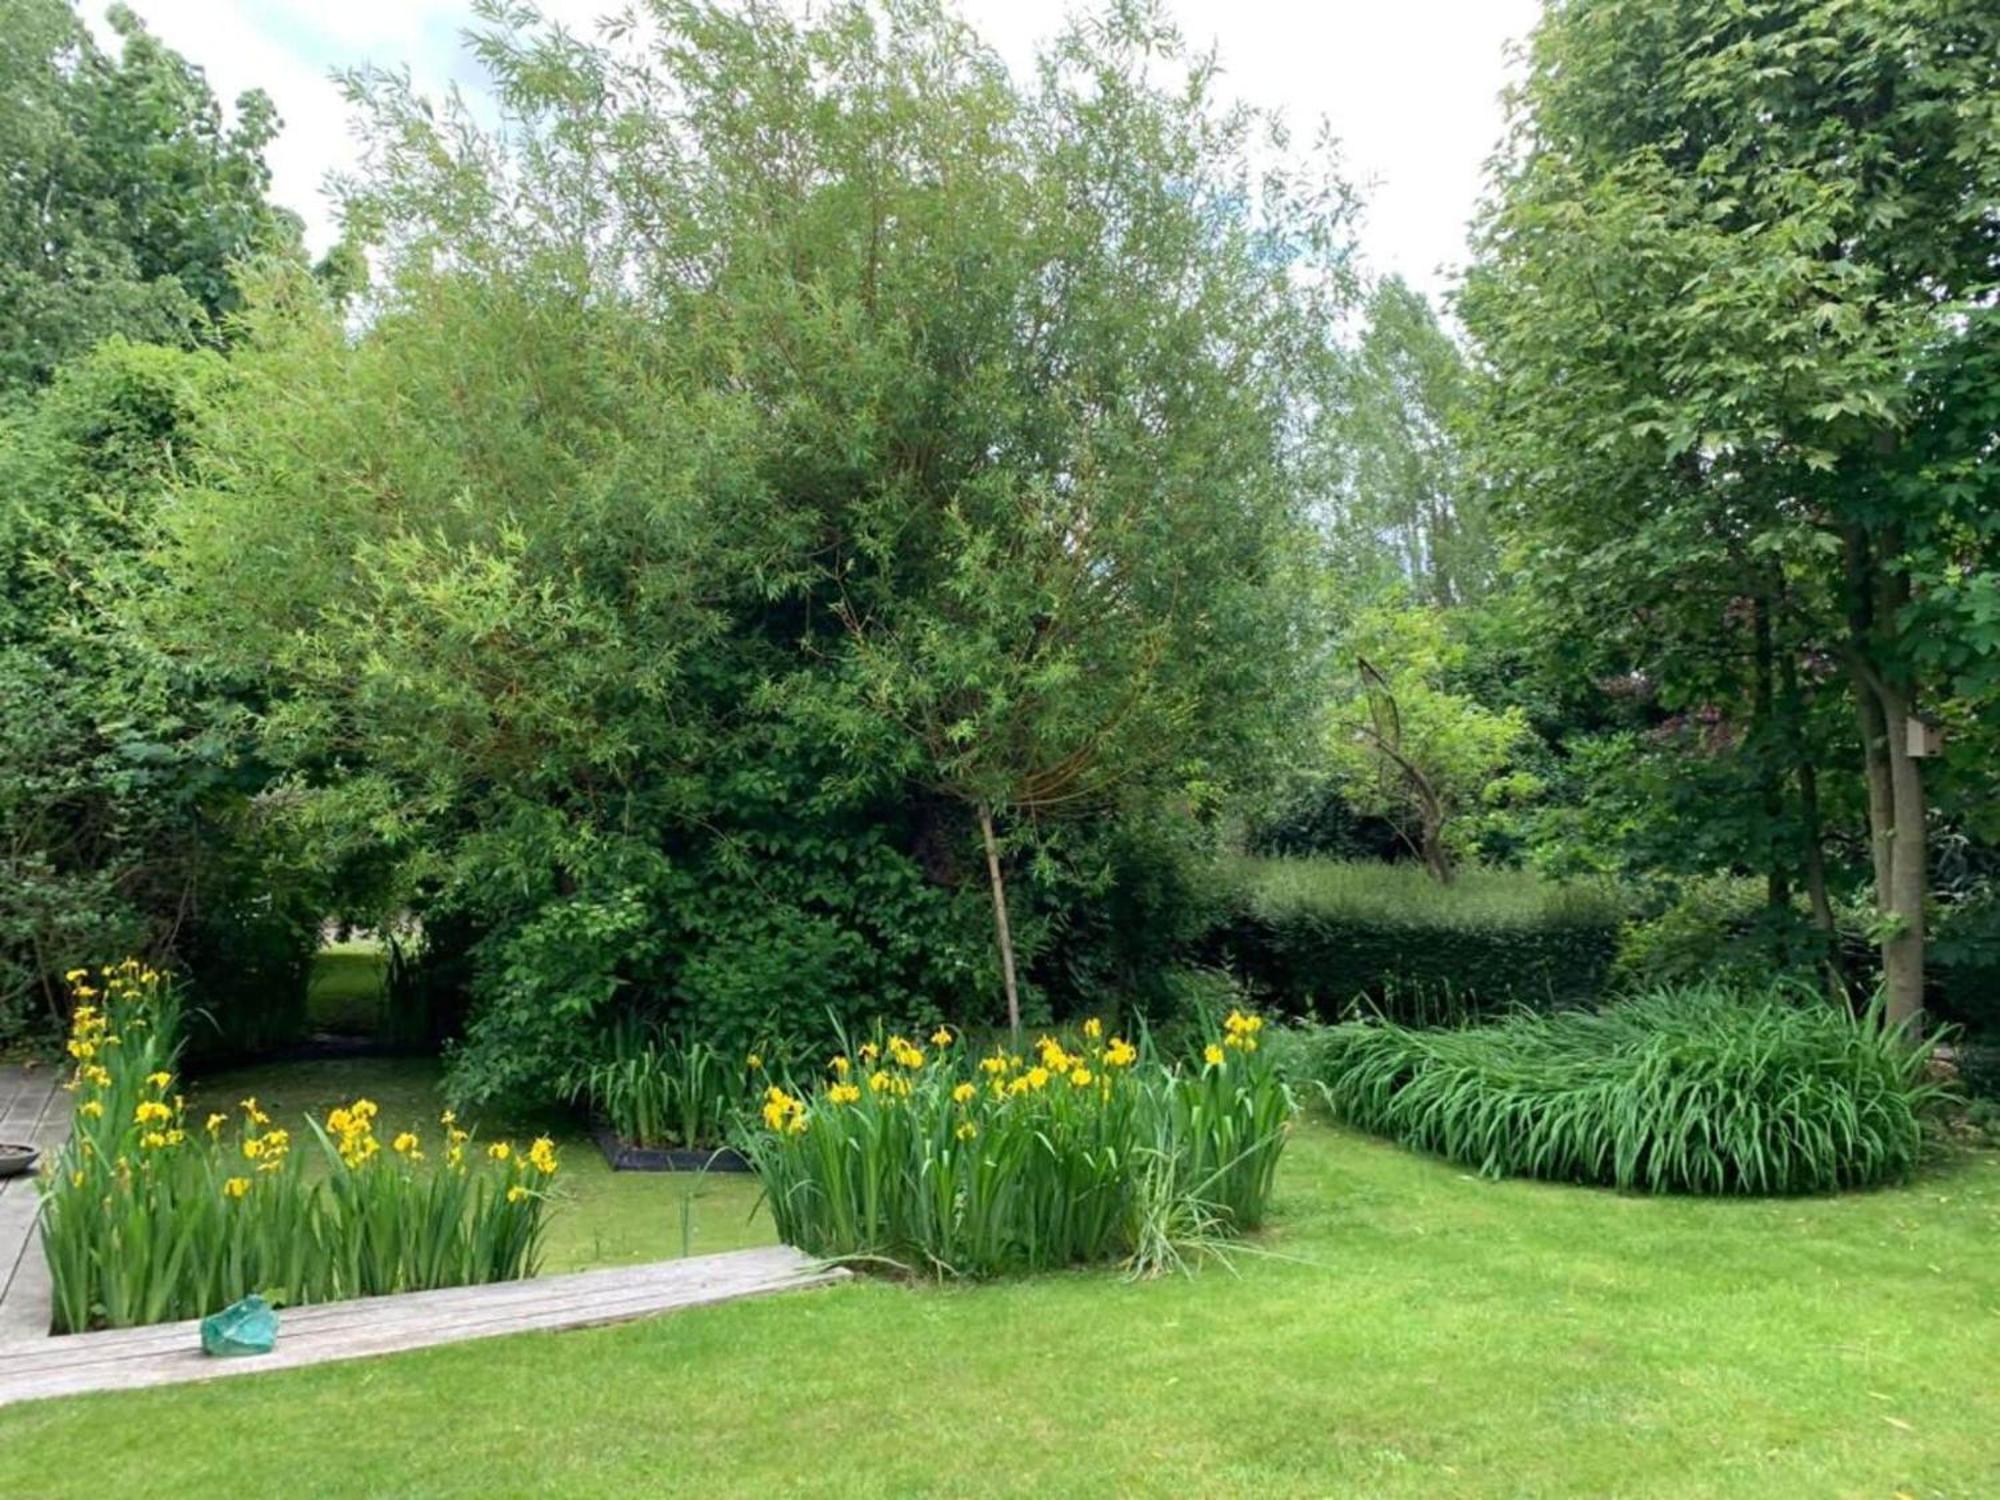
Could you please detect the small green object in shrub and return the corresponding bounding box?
[199,1295,278,1357]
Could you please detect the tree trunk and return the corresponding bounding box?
[1751,592,1791,943]
[977,803,1023,1047]
[1779,644,1841,991]
[1796,757,1844,992]
[1876,681,1928,1028]
[1853,676,1896,907]
[1843,528,1925,1027]
[1419,812,1455,885]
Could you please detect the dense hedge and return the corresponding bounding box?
[1210,858,1626,1022]
[1309,985,1942,1194]
[1930,891,2000,1037]
[1611,873,2000,1037]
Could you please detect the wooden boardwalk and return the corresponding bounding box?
[0,1243,846,1408]
[0,1066,66,1344]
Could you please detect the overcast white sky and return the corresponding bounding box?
[101,0,1542,303]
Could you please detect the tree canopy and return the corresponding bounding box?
[10,0,1998,1069]
[0,0,307,397]
[1461,0,2000,1022]
[1324,604,1534,883]
[157,0,1354,1087]
[1328,277,1485,607]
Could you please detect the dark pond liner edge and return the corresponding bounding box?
[592,1126,751,1173]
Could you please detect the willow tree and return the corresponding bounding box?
[1462,0,2000,1024]
[163,0,1349,1066]
[778,7,1354,1041]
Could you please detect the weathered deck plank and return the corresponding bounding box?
[0,1068,64,1342]
[0,1243,846,1407]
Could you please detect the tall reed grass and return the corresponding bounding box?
[563,1020,782,1149]
[1314,983,1944,1194]
[1229,856,1625,929]
[1218,856,1628,1019]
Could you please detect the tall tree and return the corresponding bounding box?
[1331,277,1487,606]
[0,340,325,1047]
[0,0,303,396]
[1462,0,2000,1023]
[162,0,1351,1077]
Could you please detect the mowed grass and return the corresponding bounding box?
[303,943,391,1034]
[4,1102,1998,1498]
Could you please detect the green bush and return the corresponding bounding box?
[1609,874,1779,989]
[0,343,223,1041]
[440,816,992,1107]
[1930,886,2000,1038]
[0,340,327,1054]
[1214,857,1626,1021]
[1036,812,1238,1024]
[1313,984,1944,1194]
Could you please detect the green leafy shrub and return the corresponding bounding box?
[0,339,331,1053]
[1313,984,1944,1194]
[1214,857,1626,1021]
[38,963,558,1334]
[1036,813,1238,1025]
[380,920,479,1053]
[1956,1042,2000,1103]
[1606,873,1859,993]
[177,879,323,1059]
[742,1012,1292,1277]
[1247,781,1406,864]
[156,0,1345,1093]
[0,343,220,1041]
[441,825,991,1107]
[1609,874,1774,989]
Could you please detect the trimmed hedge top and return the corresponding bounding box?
[1212,857,1628,1021]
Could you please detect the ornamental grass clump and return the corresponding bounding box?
[741,1011,1293,1277]
[564,1022,776,1150]
[38,963,559,1334]
[1315,982,1945,1195]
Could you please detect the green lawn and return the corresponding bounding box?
[4,1082,1998,1498]
[302,945,391,1034]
